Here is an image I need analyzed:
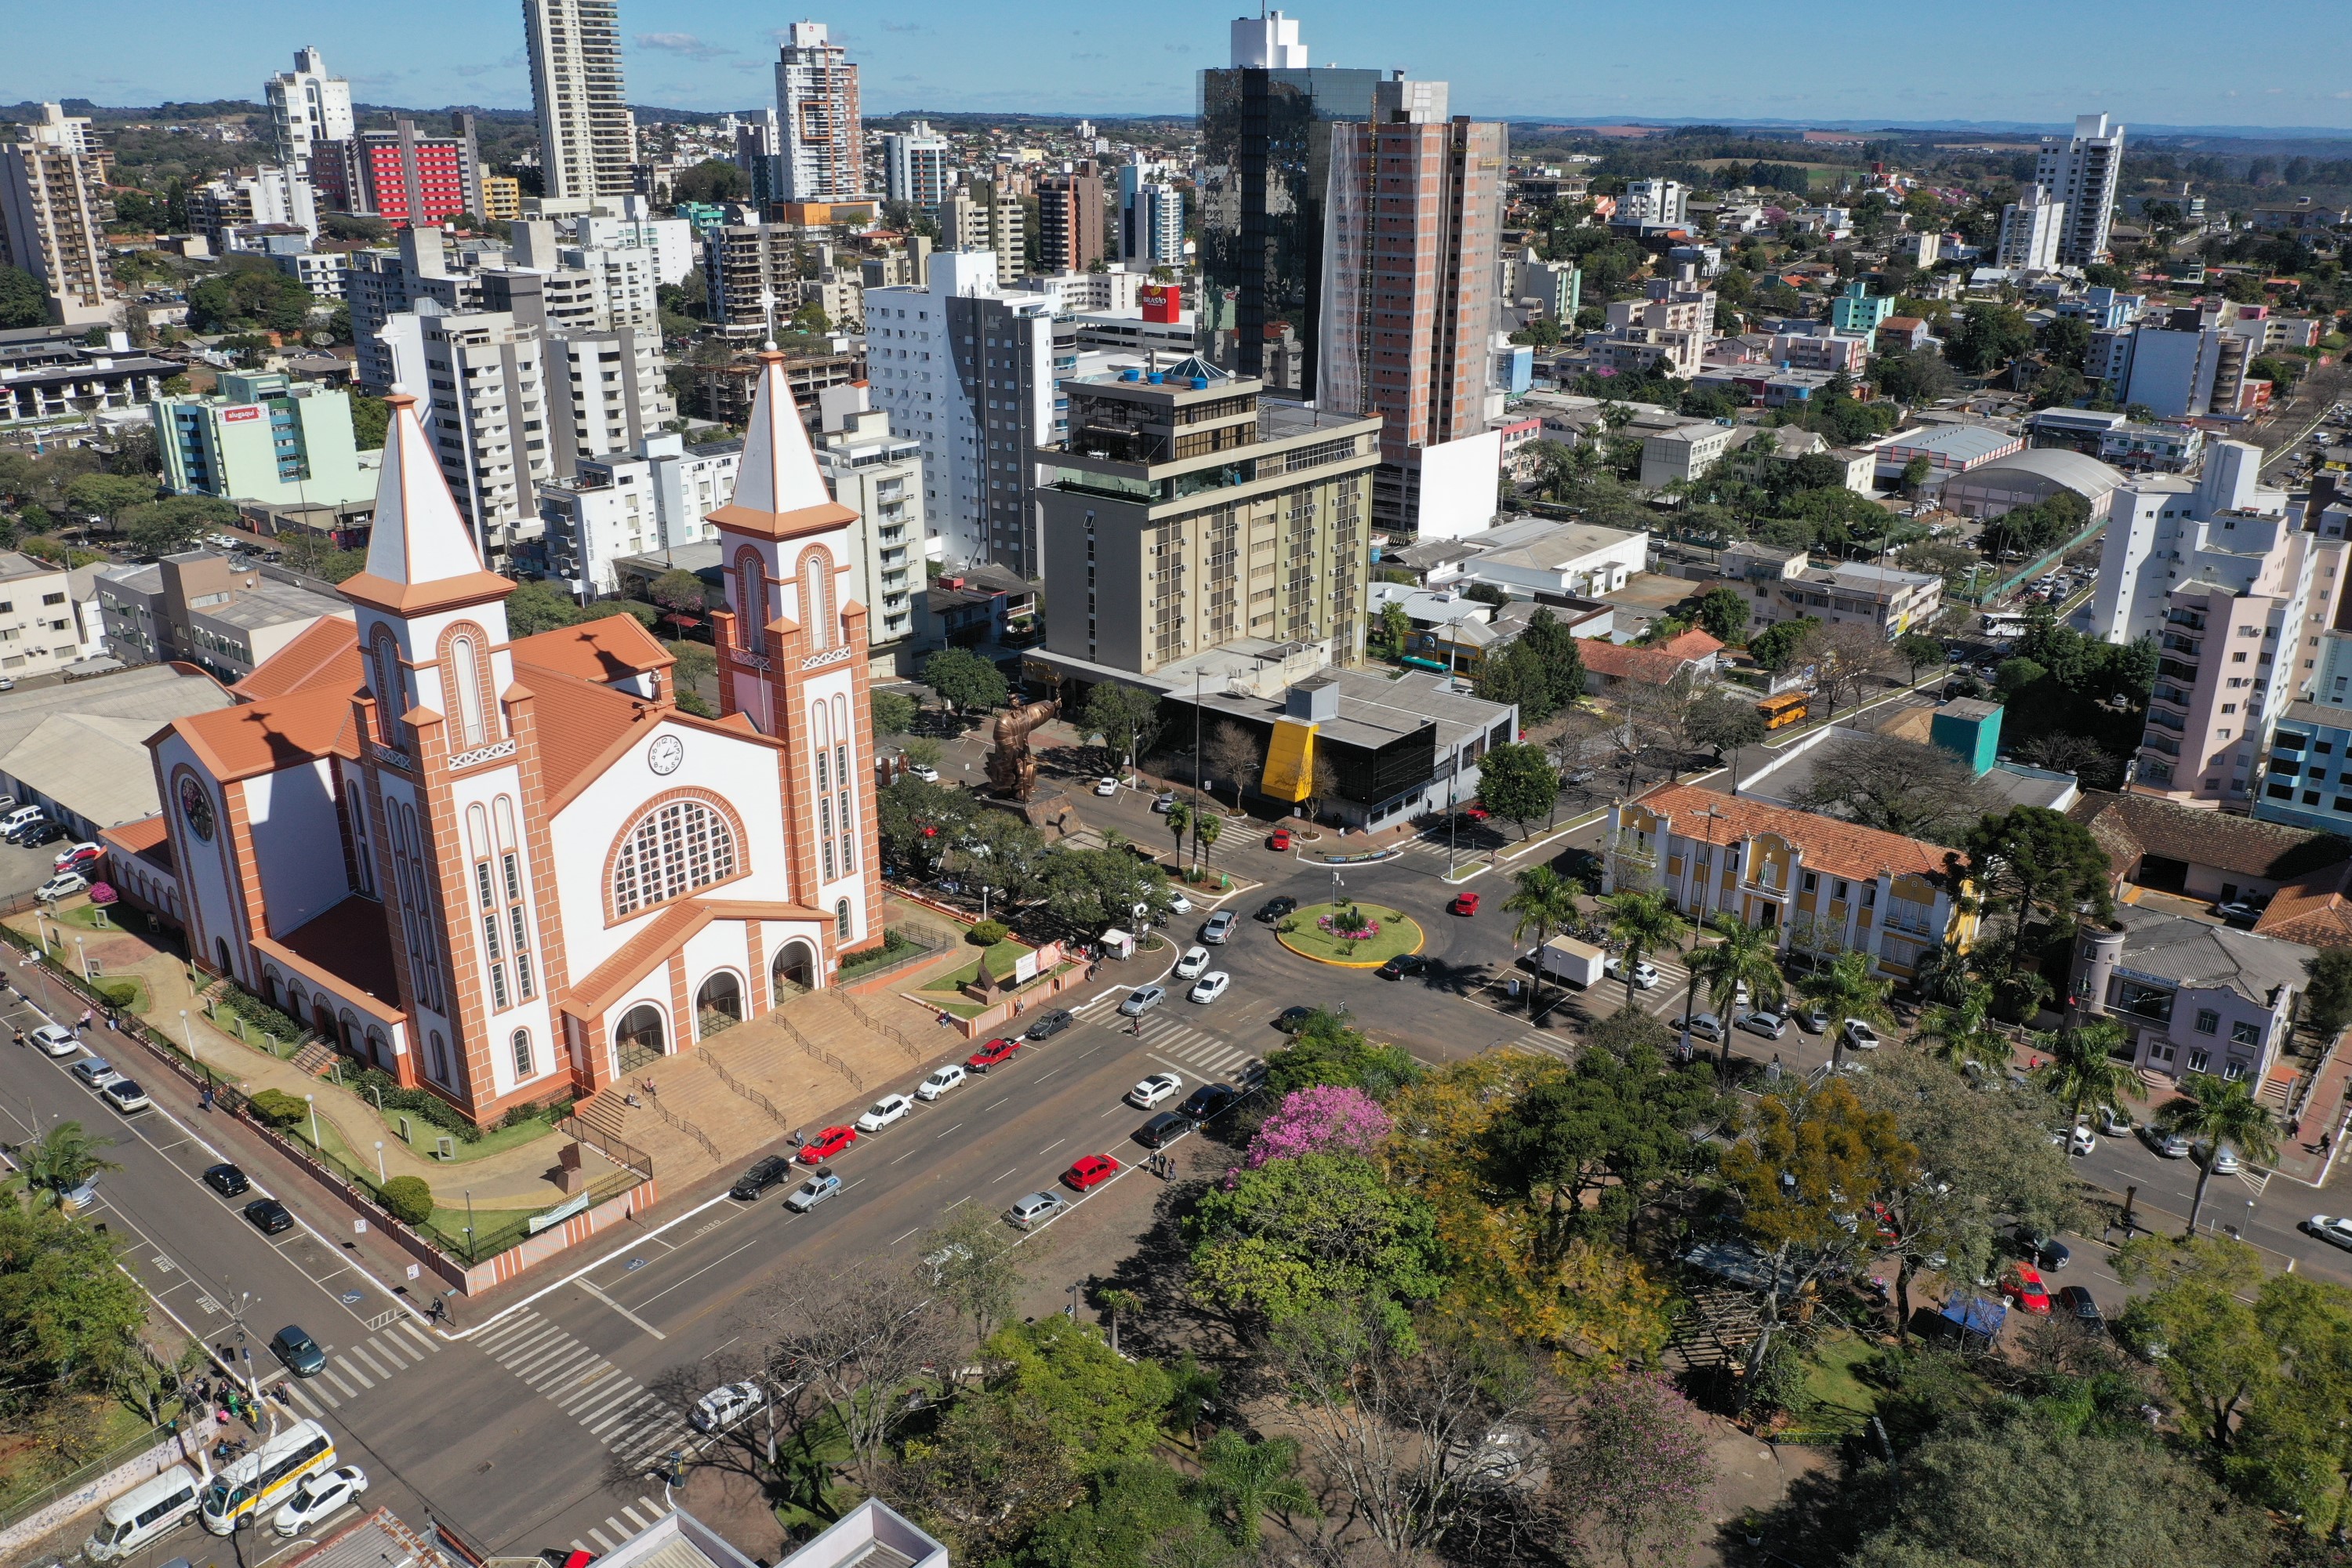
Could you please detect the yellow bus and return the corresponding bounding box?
[200,1418,335,1534]
[1756,691,1809,731]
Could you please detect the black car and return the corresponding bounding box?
[1134,1111,1189,1149]
[2056,1285,2103,1330]
[731,1156,792,1201]
[1273,1006,1318,1034]
[1255,896,1298,924]
[16,821,66,848]
[1025,1009,1075,1041]
[243,1198,294,1236]
[269,1324,326,1377]
[1178,1083,1236,1123]
[1376,953,1428,982]
[202,1163,249,1198]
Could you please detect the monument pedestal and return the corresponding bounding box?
[977,785,1078,832]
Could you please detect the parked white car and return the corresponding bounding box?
[272,1465,368,1537]
[1094,777,1118,797]
[1127,1072,1183,1109]
[855,1093,913,1132]
[1602,956,1660,989]
[915,1064,966,1102]
[690,1381,767,1433]
[30,1023,77,1056]
[34,872,87,902]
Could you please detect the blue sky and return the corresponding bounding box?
[11,1,2352,130]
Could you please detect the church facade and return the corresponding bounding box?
[146,350,885,1126]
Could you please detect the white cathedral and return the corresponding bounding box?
[143,350,886,1126]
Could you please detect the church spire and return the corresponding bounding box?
[339,389,514,616]
[707,347,858,541]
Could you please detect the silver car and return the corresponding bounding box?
[1117,985,1166,1018]
[1007,1190,1067,1229]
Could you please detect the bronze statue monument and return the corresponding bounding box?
[986,697,1061,801]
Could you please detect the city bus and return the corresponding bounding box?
[1756,691,1809,731]
[200,1419,335,1534]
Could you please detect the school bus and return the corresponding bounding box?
[1756,691,1810,731]
[200,1419,335,1534]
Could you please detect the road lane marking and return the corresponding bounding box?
[578,1279,668,1340]
[1040,1138,1065,1155]
[626,1236,768,1313]
[934,1123,961,1138]
[890,1226,920,1244]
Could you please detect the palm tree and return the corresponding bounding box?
[2033,1020,2136,1127]
[1504,866,1583,1018]
[2154,1073,2280,1236]
[1095,1287,1142,1356]
[1164,800,1191,867]
[1192,811,1221,878]
[1600,887,1691,1014]
[1686,913,1784,1067]
[1798,950,1895,1072]
[1911,941,1973,1007]
[24,1120,118,1203]
[1915,981,2009,1075]
[1198,1431,1319,1550]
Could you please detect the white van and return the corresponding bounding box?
[0,804,43,837]
[85,1464,201,1562]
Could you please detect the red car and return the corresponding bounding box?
[1449,891,1479,916]
[1268,829,1292,851]
[799,1126,858,1164]
[1462,805,1491,822]
[966,1036,1022,1072]
[53,843,102,872]
[1999,1263,2052,1314]
[1062,1154,1123,1192]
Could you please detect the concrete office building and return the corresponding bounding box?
[1994,183,2066,271]
[524,0,633,201]
[152,372,373,510]
[883,122,952,209]
[813,386,923,667]
[1117,157,1185,268]
[863,252,1055,573]
[1319,74,1505,535]
[0,104,115,326]
[775,22,864,202]
[2034,111,2125,266]
[95,552,349,683]
[1197,11,1381,391]
[933,191,1024,289]
[1037,163,1107,274]
[1037,359,1381,678]
[264,48,354,172]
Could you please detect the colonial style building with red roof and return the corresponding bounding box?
[1605,782,1979,981]
[140,350,883,1126]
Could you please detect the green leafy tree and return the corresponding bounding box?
[349,393,390,451]
[1040,845,1169,932]
[505,579,586,637]
[63,472,154,531]
[2306,948,2352,1040]
[1914,980,2009,1074]
[1504,865,1582,1018]
[1012,1461,1236,1568]
[1747,615,1820,674]
[1083,681,1162,776]
[22,1120,120,1204]
[1184,1153,1444,1338]
[1692,585,1750,644]
[1197,1432,1317,1550]
[0,1200,151,1401]
[1960,805,2114,940]
[2154,1072,2280,1235]
[1377,600,1412,659]
[1688,694,1768,760]
[123,494,238,555]
[1798,949,1896,1069]
[1894,631,1946,684]
[1261,1011,1421,1099]
[1599,888,1690,1014]
[878,775,977,874]
[0,264,45,330]
[921,647,1009,718]
[1475,741,1559,842]
[2031,1018,2136,1126]
[2114,1234,2275,1447]
[870,689,917,737]
[378,1174,434,1225]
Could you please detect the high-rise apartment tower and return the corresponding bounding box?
[523,0,634,201]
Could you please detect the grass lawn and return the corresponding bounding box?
[1275,902,1424,967]
[1800,1330,1882,1416]
[920,938,1033,995]
[58,903,125,931]
[0,1400,169,1515]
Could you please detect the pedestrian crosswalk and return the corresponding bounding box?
[573,1494,673,1556]
[466,1308,695,1475]
[1507,1029,1573,1061]
[281,1316,441,1416]
[1135,1013,1263,1082]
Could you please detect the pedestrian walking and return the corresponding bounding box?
[11,1029,24,1049]
[75,1007,91,1032]
[2325,1131,2336,1156]
[199,1085,215,1112]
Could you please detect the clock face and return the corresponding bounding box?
[648,735,685,776]
[179,775,215,842]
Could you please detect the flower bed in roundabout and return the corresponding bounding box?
[1271,902,1424,967]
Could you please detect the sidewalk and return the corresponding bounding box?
[2276,1034,2352,1188]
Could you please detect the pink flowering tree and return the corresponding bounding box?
[1236,1085,1392,1176]
[1552,1371,1715,1568]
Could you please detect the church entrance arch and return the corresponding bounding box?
[696,972,743,1036]
[772,940,816,997]
[615,1004,668,1074]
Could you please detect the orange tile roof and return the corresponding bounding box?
[1657,628,1725,662]
[568,896,826,1016]
[2256,861,2352,948]
[168,684,360,782]
[261,895,403,1021]
[510,613,675,688]
[1633,780,1955,886]
[523,666,662,807]
[1579,637,1698,686]
[99,813,173,873]
[233,617,362,703]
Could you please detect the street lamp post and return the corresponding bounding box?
[304,1094,318,1149]
[73,936,87,980]
[180,1007,194,1056]
[375,1141,387,1182]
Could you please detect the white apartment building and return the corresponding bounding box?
[775,21,864,201]
[263,49,354,172]
[1585,265,1715,378]
[1617,179,1688,227]
[2089,441,2287,644]
[2034,111,2125,266]
[523,0,633,201]
[883,122,952,209]
[380,303,554,564]
[0,551,88,677]
[575,212,695,286]
[1995,183,2065,271]
[1117,158,1185,267]
[561,241,660,333]
[189,165,318,249]
[542,428,746,596]
[813,386,923,667]
[862,252,1055,574]
[0,105,115,327]
[934,193,1024,289]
